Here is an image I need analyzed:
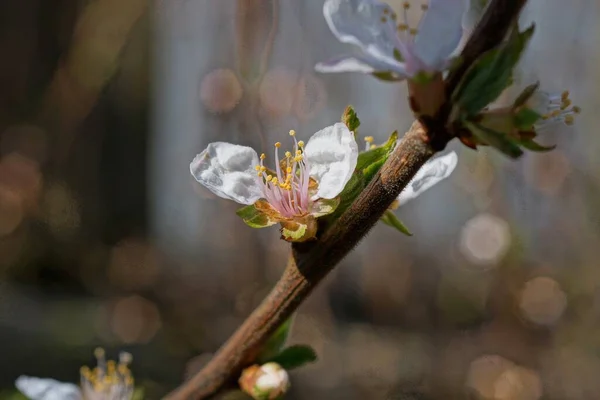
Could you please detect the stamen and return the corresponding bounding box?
[274,142,281,148]
[297,140,304,148]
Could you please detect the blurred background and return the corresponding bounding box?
[0,0,598,398]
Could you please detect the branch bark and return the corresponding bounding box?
[165,0,529,398]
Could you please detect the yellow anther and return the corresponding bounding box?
[381,16,387,23]
[257,171,262,176]
[421,3,429,10]
[275,142,281,148]
[94,347,105,359]
[561,98,572,109]
[370,144,377,150]
[295,155,303,162]
[266,175,273,181]
[550,110,560,117]
[397,23,408,31]
[260,166,266,172]
[295,149,302,156]
[289,129,296,136]
[364,136,374,143]
[561,90,570,101]
[285,151,292,158]
[572,105,581,113]
[297,140,304,147]
[403,1,411,9]
[286,167,292,174]
[383,8,389,14]
[272,177,278,185]
[564,114,574,125]
[255,165,260,171]
[409,28,418,35]
[260,153,266,160]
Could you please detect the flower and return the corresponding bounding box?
[528,90,580,130]
[239,362,290,400]
[315,0,467,79]
[190,123,358,241]
[16,348,135,400]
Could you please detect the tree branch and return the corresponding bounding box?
[165,0,529,398]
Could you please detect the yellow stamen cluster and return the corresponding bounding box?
[80,348,134,400]
[540,90,580,126]
[259,134,306,192]
[390,1,427,36]
[364,136,374,144]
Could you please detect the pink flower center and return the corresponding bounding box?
[255,130,311,218]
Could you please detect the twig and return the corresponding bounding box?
[165,0,529,398]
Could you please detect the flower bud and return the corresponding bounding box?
[239,362,290,400]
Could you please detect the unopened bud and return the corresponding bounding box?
[239,362,290,400]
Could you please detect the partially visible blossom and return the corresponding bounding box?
[190,123,358,241]
[239,362,290,400]
[16,348,135,400]
[315,0,467,80]
[528,90,580,130]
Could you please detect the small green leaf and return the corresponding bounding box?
[512,82,540,108]
[520,138,556,152]
[309,197,340,218]
[513,107,542,129]
[267,345,318,370]
[236,203,278,228]
[132,388,145,400]
[380,210,412,236]
[465,121,523,158]
[258,318,294,363]
[341,106,361,132]
[327,131,398,221]
[452,24,535,116]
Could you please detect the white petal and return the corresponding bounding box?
[397,151,458,206]
[414,0,466,69]
[304,123,358,199]
[190,142,263,205]
[316,54,404,75]
[16,376,81,400]
[323,0,406,67]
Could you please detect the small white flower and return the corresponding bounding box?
[396,151,458,206]
[239,362,290,400]
[315,0,468,79]
[528,90,580,130]
[16,349,135,400]
[190,123,358,219]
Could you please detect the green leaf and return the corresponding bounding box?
[465,121,523,158]
[236,204,278,228]
[512,82,540,108]
[267,345,317,370]
[380,210,412,236]
[519,138,556,152]
[513,107,542,129]
[258,318,294,362]
[341,106,361,132]
[452,24,535,116]
[132,388,145,400]
[309,197,340,218]
[327,131,398,221]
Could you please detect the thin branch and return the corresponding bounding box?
[165,0,529,398]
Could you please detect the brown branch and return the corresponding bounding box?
[165,0,529,398]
